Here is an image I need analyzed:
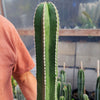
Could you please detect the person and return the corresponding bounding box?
[0,15,37,100]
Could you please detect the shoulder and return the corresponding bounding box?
[0,15,14,29]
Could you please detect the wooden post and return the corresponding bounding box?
[0,0,4,16]
[63,62,65,71]
[97,60,99,77]
[81,61,83,70]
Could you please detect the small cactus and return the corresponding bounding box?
[34,2,59,100]
[61,82,66,96]
[67,83,72,100]
[11,76,17,98]
[60,70,66,82]
[77,69,85,100]
[57,81,61,100]
[57,77,61,81]
[60,96,65,100]
[62,86,68,100]
[95,76,100,100]
[83,94,89,100]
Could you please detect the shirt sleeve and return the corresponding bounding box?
[10,25,35,75]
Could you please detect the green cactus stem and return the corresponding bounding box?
[57,81,61,100]
[63,86,68,100]
[83,94,89,100]
[60,96,65,100]
[57,77,61,81]
[95,76,100,100]
[34,2,59,100]
[67,83,72,100]
[60,70,66,82]
[77,69,85,100]
[61,82,66,96]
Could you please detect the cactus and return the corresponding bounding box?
[34,2,59,100]
[60,70,66,96]
[60,70,66,82]
[67,83,72,100]
[57,81,61,100]
[77,69,85,100]
[83,94,89,100]
[11,76,17,98]
[63,86,68,100]
[60,96,65,100]
[57,77,61,81]
[60,82,66,96]
[95,76,100,100]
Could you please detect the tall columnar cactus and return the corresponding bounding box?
[63,86,68,100]
[83,94,89,100]
[95,76,100,100]
[77,69,85,100]
[61,82,66,96]
[60,96,65,100]
[57,81,61,100]
[60,70,66,82]
[67,83,72,100]
[34,2,59,100]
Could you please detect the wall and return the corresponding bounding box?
[58,40,100,91]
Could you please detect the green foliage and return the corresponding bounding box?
[34,2,59,100]
[79,11,96,29]
[83,94,89,100]
[77,69,85,100]
[11,76,17,98]
[95,76,100,100]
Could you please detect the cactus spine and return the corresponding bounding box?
[60,96,65,100]
[34,2,59,100]
[83,94,89,100]
[77,69,85,100]
[95,76,100,100]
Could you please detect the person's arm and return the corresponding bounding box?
[13,71,37,100]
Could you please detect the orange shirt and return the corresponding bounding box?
[0,15,35,100]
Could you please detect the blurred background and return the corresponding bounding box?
[2,0,100,29]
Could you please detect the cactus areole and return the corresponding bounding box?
[96,76,100,100]
[34,2,59,100]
